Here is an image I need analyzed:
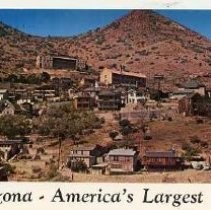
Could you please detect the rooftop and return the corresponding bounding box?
[105,68,146,78]
[183,79,205,89]
[108,148,136,156]
[173,89,194,95]
[84,87,102,92]
[51,54,78,61]
[75,92,92,98]
[98,90,121,96]
[0,140,24,145]
[0,100,14,112]
[71,145,96,151]
[144,150,177,158]
[0,89,7,94]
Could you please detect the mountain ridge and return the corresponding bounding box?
[1,10,211,90]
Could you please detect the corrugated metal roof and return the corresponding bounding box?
[183,79,205,89]
[0,140,23,145]
[108,148,136,156]
[107,68,146,78]
[98,90,121,96]
[145,150,176,158]
[71,145,96,151]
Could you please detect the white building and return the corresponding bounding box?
[0,89,8,101]
[127,89,146,105]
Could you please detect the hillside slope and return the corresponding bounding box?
[1,10,211,89]
[67,10,211,89]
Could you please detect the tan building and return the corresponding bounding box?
[69,146,98,168]
[178,79,206,97]
[107,148,139,173]
[100,68,146,88]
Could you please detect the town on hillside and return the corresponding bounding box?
[0,53,211,182]
[1,10,211,182]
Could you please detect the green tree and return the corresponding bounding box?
[35,103,100,139]
[41,72,50,83]
[0,115,31,139]
[34,103,100,170]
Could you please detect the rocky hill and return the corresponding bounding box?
[1,10,211,90]
[0,21,70,72]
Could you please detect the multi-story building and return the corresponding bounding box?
[100,68,146,88]
[69,145,106,168]
[98,90,122,111]
[107,148,139,173]
[73,92,95,110]
[36,55,85,70]
[33,89,58,102]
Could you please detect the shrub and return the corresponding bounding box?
[200,141,208,148]
[119,119,130,127]
[37,147,45,154]
[144,130,152,140]
[109,130,119,139]
[95,35,105,45]
[182,143,199,157]
[190,136,201,144]
[100,117,105,124]
[167,117,173,121]
[182,143,189,151]
[120,125,133,136]
[3,163,16,174]
[32,166,42,174]
[185,147,199,157]
[46,163,58,179]
[196,118,204,124]
[69,160,88,173]
[33,154,41,160]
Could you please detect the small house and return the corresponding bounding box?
[142,150,182,170]
[69,145,106,168]
[0,100,15,116]
[127,89,146,105]
[107,148,139,173]
[179,93,211,116]
[0,89,8,101]
[183,79,206,96]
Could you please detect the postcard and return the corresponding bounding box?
[0,1,211,210]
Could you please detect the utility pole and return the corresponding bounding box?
[58,136,62,170]
[154,74,164,105]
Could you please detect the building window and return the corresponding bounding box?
[126,157,130,162]
[113,156,119,161]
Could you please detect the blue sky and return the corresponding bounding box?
[0,10,211,38]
